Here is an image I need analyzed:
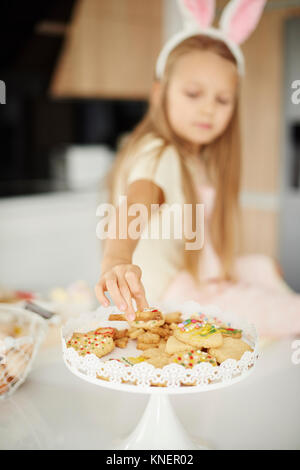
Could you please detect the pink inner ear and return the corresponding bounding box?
[226,0,266,44]
[183,0,215,28]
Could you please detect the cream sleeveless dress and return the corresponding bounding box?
[113,134,300,338]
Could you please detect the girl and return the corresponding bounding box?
[95,0,300,337]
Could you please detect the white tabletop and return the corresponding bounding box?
[0,338,299,450]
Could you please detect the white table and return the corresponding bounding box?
[0,338,299,450]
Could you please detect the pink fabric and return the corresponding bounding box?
[161,185,300,338]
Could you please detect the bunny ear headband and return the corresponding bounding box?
[156,0,267,78]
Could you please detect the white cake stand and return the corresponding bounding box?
[62,301,259,450]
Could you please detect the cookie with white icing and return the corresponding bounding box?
[174,319,223,348]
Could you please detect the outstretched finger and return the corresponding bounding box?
[95,280,110,307]
[125,271,149,312]
[106,278,127,312]
[118,278,136,321]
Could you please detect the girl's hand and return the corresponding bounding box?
[95,264,148,321]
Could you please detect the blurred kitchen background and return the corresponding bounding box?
[0,0,300,298]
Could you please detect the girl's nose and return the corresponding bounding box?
[201,99,215,116]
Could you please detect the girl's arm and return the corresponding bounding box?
[95,179,164,320]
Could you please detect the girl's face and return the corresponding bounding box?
[166,50,238,149]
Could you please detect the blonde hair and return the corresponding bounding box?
[108,35,242,283]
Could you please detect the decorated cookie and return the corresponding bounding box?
[191,312,224,327]
[191,313,243,338]
[67,328,115,358]
[128,308,165,330]
[170,350,217,368]
[94,327,116,337]
[208,337,253,363]
[109,356,146,366]
[174,319,223,348]
[218,327,242,339]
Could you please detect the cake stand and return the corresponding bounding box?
[62,301,259,450]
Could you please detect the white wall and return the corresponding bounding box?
[163,0,181,41]
[0,191,106,293]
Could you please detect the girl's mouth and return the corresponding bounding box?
[194,122,213,130]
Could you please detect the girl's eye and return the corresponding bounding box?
[184,90,200,98]
[186,92,199,99]
[217,97,231,105]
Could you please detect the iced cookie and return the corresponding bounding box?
[170,350,218,368]
[128,308,165,330]
[208,337,253,363]
[190,312,224,326]
[218,327,242,339]
[174,319,223,348]
[67,328,115,358]
[109,356,146,366]
[165,336,194,355]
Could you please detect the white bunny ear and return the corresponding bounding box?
[177,0,216,29]
[220,0,266,45]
